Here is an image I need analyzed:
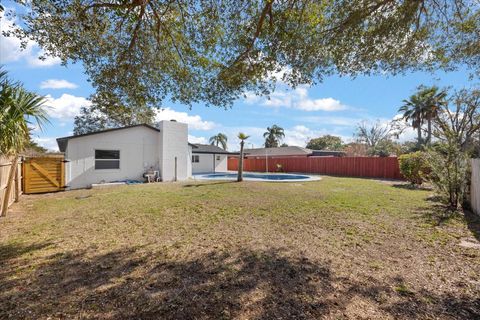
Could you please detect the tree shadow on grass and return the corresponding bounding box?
[183,181,236,188]
[412,201,462,227]
[392,183,432,191]
[0,243,478,319]
[0,241,53,261]
[464,209,480,241]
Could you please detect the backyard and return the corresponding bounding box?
[1,177,479,319]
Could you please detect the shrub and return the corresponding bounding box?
[425,144,470,209]
[398,152,429,185]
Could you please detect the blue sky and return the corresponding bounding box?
[1,5,476,151]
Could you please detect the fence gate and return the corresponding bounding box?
[23,156,65,194]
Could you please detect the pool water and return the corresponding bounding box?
[195,172,320,182]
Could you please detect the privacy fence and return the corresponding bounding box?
[471,159,480,216]
[0,156,22,215]
[228,156,403,180]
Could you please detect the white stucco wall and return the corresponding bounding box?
[215,154,228,172]
[65,126,160,189]
[192,153,228,174]
[158,121,190,181]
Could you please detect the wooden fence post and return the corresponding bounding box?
[1,155,18,217]
[14,160,20,202]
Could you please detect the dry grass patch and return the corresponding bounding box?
[1,177,479,319]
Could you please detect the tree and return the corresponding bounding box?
[306,135,343,150]
[24,133,48,155]
[73,106,109,135]
[426,88,480,209]
[399,92,426,146]
[421,87,448,144]
[73,92,156,135]
[343,142,368,157]
[355,121,393,156]
[10,1,478,108]
[209,133,228,150]
[237,133,250,182]
[0,69,48,216]
[399,86,447,146]
[263,125,285,148]
[432,89,480,154]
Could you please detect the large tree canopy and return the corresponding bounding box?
[8,0,480,107]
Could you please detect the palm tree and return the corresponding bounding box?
[209,133,228,150]
[237,132,250,182]
[0,69,48,216]
[421,87,447,144]
[263,125,285,148]
[399,86,447,147]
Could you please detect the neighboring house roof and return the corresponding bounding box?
[191,144,233,154]
[56,124,197,153]
[311,150,346,157]
[244,146,312,157]
[243,146,346,157]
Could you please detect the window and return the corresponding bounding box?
[216,155,221,161]
[95,150,120,169]
[192,155,199,163]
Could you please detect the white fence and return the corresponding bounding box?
[472,159,480,215]
[0,156,22,215]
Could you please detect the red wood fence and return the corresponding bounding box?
[228,156,403,180]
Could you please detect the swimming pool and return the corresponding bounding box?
[194,172,321,182]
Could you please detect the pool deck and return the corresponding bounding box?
[193,172,322,182]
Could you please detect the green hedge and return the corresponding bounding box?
[398,152,430,185]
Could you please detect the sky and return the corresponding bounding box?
[0,4,476,151]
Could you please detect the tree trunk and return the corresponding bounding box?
[427,118,432,145]
[416,124,422,147]
[1,155,19,217]
[237,141,244,182]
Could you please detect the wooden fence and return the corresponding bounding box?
[23,156,65,194]
[471,159,480,216]
[228,156,403,180]
[0,156,22,215]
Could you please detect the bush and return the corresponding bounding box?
[398,152,429,185]
[425,144,470,209]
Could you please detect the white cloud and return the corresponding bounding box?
[297,97,346,111]
[245,85,347,112]
[0,9,61,67]
[40,79,78,89]
[155,107,216,130]
[26,50,62,67]
[44,94,91,121]
[32,137,59,152]
[188,135,207,144]
[283,125,321,147]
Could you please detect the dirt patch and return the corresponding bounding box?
[1,178,479,319]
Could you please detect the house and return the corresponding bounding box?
[191,144,233,174]
[242,146,345,159]
[57,121,194,189]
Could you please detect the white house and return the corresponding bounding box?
[57,121,234,189]
[191,144,232,174]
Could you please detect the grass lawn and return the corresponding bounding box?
[1,177,479,319]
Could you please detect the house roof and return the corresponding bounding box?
[243,146,313,157]
[191,144,233,154]
[56,124,198,153]
[56,124,160,152]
